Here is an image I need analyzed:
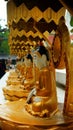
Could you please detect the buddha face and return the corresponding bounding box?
[33,52,41,68]
[24,57,32,67]
[33,51,47,69]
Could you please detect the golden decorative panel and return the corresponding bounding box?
[7,0,65,56]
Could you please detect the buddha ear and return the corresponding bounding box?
[41,54,47,63]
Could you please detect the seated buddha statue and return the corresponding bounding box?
[22,53,35,90]
[25,45,58,117]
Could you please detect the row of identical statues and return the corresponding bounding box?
[3,42,58,118]
[1,28,73,129]
[0,15,73,129]
[0,0,73,129]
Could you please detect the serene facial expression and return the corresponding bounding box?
[24,57,32,67]
[33,52,41,68]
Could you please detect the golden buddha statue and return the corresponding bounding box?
[25,45,58,117]
[21,53,35,90]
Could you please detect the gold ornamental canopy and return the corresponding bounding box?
[6,0,66,56]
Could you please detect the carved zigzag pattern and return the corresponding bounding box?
[13,0,63,12]
[8,18,57,47]
[9,35,43,45]
[7,0,65,55]
[7,0,65,24]
[10,18,57,33]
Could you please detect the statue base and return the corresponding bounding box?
[0,99,73,130]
